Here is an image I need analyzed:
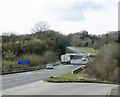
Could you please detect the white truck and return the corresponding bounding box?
[61,55,71,64]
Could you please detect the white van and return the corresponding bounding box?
[61,55,71,64]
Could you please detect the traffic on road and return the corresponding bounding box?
[2,47,118,96]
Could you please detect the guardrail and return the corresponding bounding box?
[71,66,83,74]
[1,61,60,72]
[0,65,46,72]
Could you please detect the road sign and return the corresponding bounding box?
[18,60,30,65]
[82,64,86,68]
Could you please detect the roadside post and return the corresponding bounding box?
[18,60,30,70]
[82,64,86,68]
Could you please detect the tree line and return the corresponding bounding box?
[2,21,119,71]
[68,30,119,49]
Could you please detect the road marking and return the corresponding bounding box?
[3,77,28,83]
[25,72,32,74]
[2,80,12,83]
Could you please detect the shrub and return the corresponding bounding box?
[16,54,44,67]
[41,51,57,64]
[85,43,118,82]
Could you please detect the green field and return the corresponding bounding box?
[74,47,99,54]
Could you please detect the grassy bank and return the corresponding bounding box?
[44,70,118,84]
[44,64,118,84]
[44,72,80,82]
[74,47,99,54]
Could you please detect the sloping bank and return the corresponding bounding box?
[43,65,118,84]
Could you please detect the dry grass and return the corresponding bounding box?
[2,51,57,69]
[85,43,119,82]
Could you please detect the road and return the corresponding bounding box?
[2,80,118,95]
[2,64,81,90]
[2,47,118,95]
[2,47,86,90]
[67,47,90,55]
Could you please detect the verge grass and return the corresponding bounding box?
[44,68,118,84]
[66,48,74,53]
[74,47,99,54]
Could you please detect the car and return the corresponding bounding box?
[46,64,54,69]
[82,56,87,61]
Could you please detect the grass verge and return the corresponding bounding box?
[44,70,118,84]
[66,48,74,53]
[74,47,99,54]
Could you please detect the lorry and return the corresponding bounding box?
[61,54,71,64]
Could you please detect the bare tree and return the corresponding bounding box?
[2,32,18,36]
[32,21,50,32]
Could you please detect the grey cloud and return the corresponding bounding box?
[51,2,103,21]
[71,2,103,11]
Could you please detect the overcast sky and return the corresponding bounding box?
[0,0,118,35]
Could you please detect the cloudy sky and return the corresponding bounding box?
[0,0,118,35]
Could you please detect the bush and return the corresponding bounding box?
[17,54,45,67]
[2,51,57,69]
[85,43,118,82]
[41,51,57,64]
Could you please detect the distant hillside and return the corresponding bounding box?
[68,30,118,49]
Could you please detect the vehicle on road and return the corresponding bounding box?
[61,54,71,64]
[82,56,87,61]
[46,64,54,69]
